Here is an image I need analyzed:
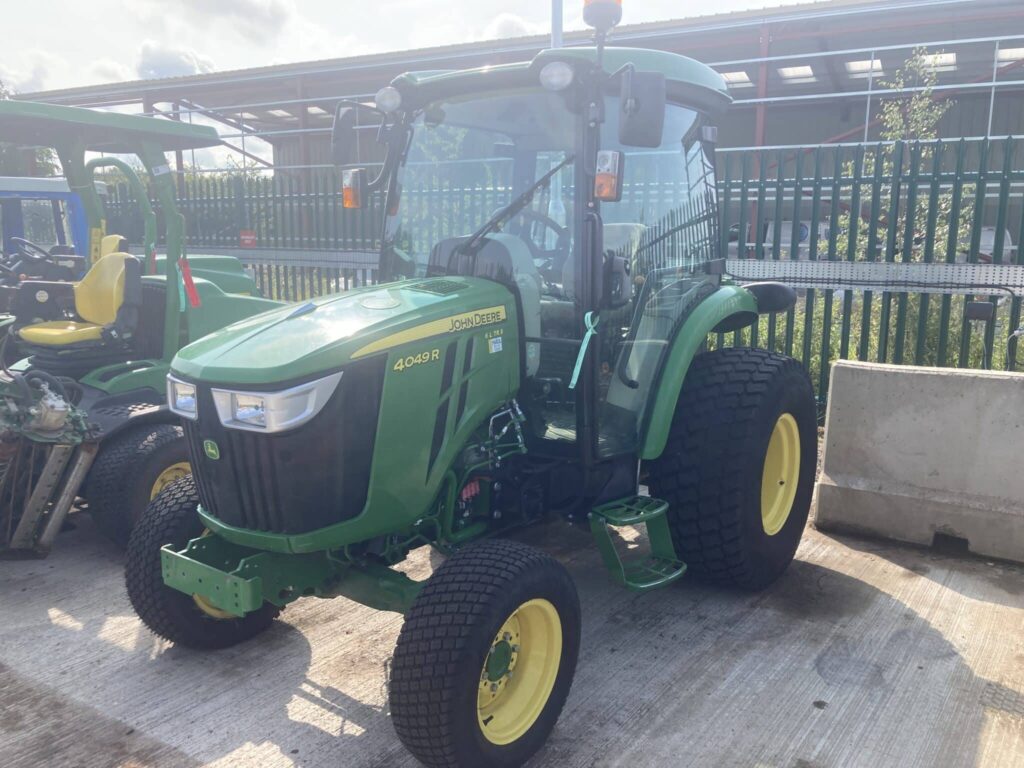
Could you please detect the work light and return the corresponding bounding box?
[375,86,402,113]
[539,61,575,91]
[167,377,197,419]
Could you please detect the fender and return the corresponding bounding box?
[99,403,180,443]
[639,284,758,460]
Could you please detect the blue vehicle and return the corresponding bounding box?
[0,176,107,282]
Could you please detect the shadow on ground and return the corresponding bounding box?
[1,515,1021,768]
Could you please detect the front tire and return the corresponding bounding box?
[647,347,817,590]
[125,475,278,649]
[390,540,580,768]
[88,423,191,548]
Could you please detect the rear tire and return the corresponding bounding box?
[125,475,278,649]
[646,347,817,590]
[88,423,191,548]
[390,540,580,768]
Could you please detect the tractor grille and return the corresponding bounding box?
[183,356,386,535]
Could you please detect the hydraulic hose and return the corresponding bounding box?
[24,370,68,401]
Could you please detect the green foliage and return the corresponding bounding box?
[825,49,996,370]
[835,48,967,263]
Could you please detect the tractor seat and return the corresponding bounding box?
[99,234,129,261]
[18,252,142,347]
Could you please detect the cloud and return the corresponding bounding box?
[90,58,134,85]
[0,50,62,93]
[481,12,546,41]
[408,21,474,51]
[173,0,295,44]
[137,40,214,80]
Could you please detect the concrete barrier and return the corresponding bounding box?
[814,360,1024,563]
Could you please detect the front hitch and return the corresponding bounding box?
[161,533,423,617]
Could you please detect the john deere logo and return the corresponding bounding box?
[203,440,220,460]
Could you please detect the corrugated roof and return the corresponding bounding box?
[19,0,982,102]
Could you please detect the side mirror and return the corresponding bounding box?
[331,105,358,166]
[618,69,666,148]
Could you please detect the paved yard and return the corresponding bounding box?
[1,515,1022,768]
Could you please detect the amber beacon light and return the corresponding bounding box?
[583,0,623,32]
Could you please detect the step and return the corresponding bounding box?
[589,496,687,591]
[592,496,669,526]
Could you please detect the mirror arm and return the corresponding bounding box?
[336,98,384,116]
[369,118,412,192]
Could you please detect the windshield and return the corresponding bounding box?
[386,89,575,280]
[385,92,717,284]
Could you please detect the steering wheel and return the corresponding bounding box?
[514,209,571,281]
[10,237,53,263]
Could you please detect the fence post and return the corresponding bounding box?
[878,141,905,364]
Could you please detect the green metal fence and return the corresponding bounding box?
[105,136,1024,399]
[714,137,1024,400]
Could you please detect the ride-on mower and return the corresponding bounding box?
[128,3,816,765]
[0,101,282,558]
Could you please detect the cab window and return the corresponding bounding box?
[21,199,68,250]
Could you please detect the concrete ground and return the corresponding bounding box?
[1,515,1022,768]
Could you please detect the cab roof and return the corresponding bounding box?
[0,100,222,153]
[392,46,731,114]
[0,176,107,196]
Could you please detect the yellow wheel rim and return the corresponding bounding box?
[192,594,236,620]
[190,529,236,620]
[150,461,191,501]
[477,598,562,746]
[761,413,800,536]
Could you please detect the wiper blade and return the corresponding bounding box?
[458,154,574,256]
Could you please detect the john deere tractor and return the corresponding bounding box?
[0,101,282,557]
[128,3,816,765]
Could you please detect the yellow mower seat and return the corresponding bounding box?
[99,234,129,262]
[18,321,105,345]
[19,253,133,346]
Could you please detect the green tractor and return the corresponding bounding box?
[0,101,282,557]
[128,5,816,766]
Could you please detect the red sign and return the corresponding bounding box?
[239,229,257,248]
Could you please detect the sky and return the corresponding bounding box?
[0,0,805,94]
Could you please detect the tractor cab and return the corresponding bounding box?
[334,44,735,478]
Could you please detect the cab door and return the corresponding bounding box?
[586,104,722,461]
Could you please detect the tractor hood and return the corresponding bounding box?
[171,276,514,386]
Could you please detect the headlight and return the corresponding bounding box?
[232,393,266,427]
[211,371,343,433]
[167,377,197,419]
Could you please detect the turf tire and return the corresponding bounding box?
[125,475,279,649]
[88,423,189,548]
[390,539,580,768]
[646,347,817,590]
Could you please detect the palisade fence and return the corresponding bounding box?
[104,136,1024,402]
